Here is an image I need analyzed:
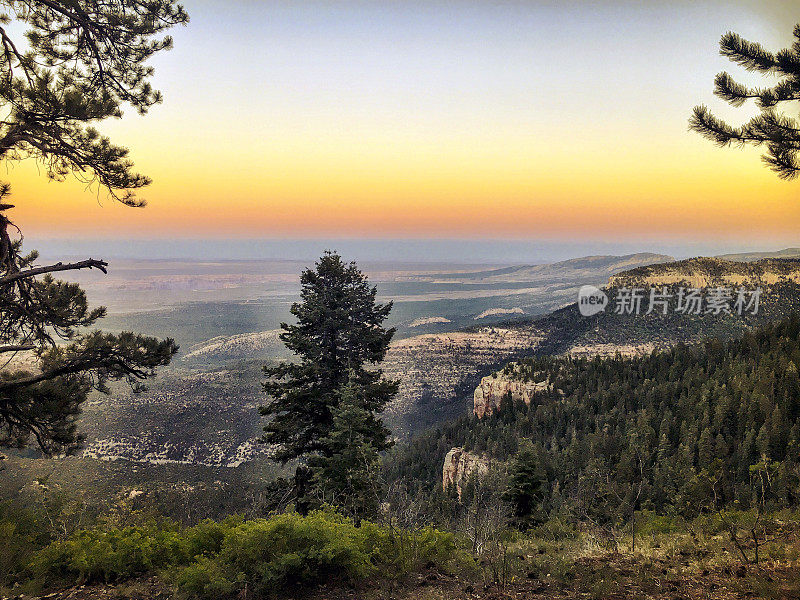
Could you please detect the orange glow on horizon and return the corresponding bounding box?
[9,129,800,240]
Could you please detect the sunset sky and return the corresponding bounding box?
[9,0,800,248]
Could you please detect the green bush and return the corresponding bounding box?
[183,518,230,558]
[27,518,232,584]
[25,508,470,597]
[637,511,684,536]
[0,503,54,585]
[30,524,184,583]
[0,519,40,584]
[693,509,758,536]
[363,522,464,575]
[171,556,234,600]
[529,515,579,541]
[214,510,375,591]
[171,510,471,598]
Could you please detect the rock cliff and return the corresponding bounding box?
[473,370,551,418]
[442,447,490,498]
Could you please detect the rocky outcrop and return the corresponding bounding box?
[442,447,490,498]
[382,328,543,436]
[473,372,551,418]
[608,257,800,289]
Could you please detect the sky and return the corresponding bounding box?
[7,0,800,255]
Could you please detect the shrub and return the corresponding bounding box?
[171,556,234,600]
[368,523,464,575]
[216,510,375,591]
[183,519,230,558]
[26,508,472,597]
[172,510,472,598]
[0,503,55,585]
[529,515,578,541]
[29,524,187,583]
[637,511,684,536]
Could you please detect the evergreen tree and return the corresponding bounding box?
[690,24,800,180]
[503,441,545,528]
[388,314,800,525]
[262,252,398,508]
[0,208,178,454]
[309,376,389,522]
[698,427,713,470]
[0,1,187,454]
[0,1,189,206]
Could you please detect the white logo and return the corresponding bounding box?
[578,285,608,317]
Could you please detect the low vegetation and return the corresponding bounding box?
[2,499,799,599]
[1,505,469,599]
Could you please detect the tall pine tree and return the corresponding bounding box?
[261,252,397,511]
[503,441,546,529]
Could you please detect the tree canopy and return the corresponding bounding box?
[262,252,397,464]
[0,1,186,455]
[262,252,397,515]
[0,0,188,206]
[690,23,800,180]
[389,314,800,524]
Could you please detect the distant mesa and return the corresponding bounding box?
[474,307,524,320]
[408,316,451,328]
[716,247,800,263]
[182,330,284,362]
[409,252,675,284]
[609,256,800,289]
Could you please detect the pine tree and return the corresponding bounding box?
[503,441,545,528]
[0,1,189,206]
[690,24,800,180]
[0,2,187,454]
[309,376,389,522]
[261,252,398,506]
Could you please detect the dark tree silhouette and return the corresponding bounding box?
[0,1,187,454]
[262,252,397,512]
[690,24,800,180]
[0,0,189,206]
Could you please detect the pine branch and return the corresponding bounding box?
[746,112,800,146]
[689,105,759,146]
[0,362,85,391]
[763,144,799,180]
[0,344,35,353]
[720,31,777,72]
[757,80,800,108]
[0,332,177,392]
[714,72,757,107]
[0,258,108,286]
[775,48,800,78]
[691,24,800,181]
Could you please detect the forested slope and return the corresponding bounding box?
[388,314,800,521]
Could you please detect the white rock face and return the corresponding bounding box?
[408,316,452,327]
[474,307,524,320]
[473,373,551,418]
[442,447,490,498]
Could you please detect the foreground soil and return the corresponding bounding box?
[5,555,799,600]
